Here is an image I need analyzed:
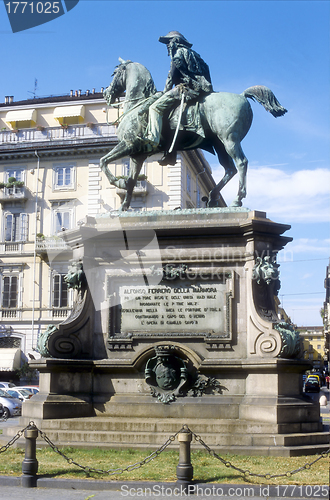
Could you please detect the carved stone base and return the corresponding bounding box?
[17,209,328,455]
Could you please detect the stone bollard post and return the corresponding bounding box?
[176,428,193,491]
[21,425,39,488]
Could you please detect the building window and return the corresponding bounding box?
[5,168,24,183]
[122,160,130,177]
[51,201,74,234]
[186,170,191,196]
[4,213,28,242]
[3,168,25,196]
[52,274,68,308]
[53,164,75,190]
[2,276,18,309]
[0,337,21,348]
[51,272,71,318]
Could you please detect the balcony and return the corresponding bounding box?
[52,308,71,319]
[116,180,148,198]
[36,237,72,255]
[0,242,24,253]
[0,123,117,146]
[1,309,20,319]
[0,186,28,204]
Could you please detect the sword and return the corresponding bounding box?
[168,92,185,153]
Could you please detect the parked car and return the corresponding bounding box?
[0,403,4,418]
[0,382,16,389]
[0,389,22,418]
[304,375,321,393]
[17,386,39,395]
[6,388,33,401]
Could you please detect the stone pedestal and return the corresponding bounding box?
[19,209,329,455]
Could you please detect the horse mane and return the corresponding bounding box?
[117,59,157,99]
[143,78,157,98]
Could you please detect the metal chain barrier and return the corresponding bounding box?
[0,423,32,454]
[0,421,328,481]
[37,422,184,476]
[188,426,330,480]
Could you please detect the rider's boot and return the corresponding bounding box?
[158,151,177,166]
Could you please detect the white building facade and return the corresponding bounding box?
[0,90,221,371]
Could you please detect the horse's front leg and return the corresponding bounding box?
[119,157,145,211]
[100,141,131,189]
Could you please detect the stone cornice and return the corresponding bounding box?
[0,136,118,161]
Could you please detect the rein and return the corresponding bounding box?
[106,94,153,126]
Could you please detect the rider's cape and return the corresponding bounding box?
[166,45,213,96]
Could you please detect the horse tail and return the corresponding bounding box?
[242,85,287,117]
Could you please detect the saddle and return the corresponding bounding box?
[168,100,206,138]
[138,94,207,140]
[137,94,213,165]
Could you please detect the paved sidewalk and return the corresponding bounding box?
[0,478,328,500]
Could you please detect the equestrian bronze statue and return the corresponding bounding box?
[100,34,287,211]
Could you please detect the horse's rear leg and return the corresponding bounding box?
[208,138,237,207]
[221,135,248,207]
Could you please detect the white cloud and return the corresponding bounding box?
[282,238,330,255]
[211,165,330,223]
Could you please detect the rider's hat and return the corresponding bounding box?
[159,31,193,48]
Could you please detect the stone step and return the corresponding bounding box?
[17,416,323,435]
[0,431,328,458]
[252,432,330,447]
[2,422,328,451]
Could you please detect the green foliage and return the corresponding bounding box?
[15,361,37,382]
[117,174,148,181]
[0,177,25,189]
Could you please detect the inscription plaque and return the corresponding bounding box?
[110,275,233,339]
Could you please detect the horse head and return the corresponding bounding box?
[104,59,157,107]
[103,58,132,105]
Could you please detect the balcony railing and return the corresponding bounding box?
[0,242,24,253]
[116,180,148,197]
[36,237,71,253]
[1,309,20,319]
[52,308,71,318]
[0,123,117,145]
[0,186,28,203]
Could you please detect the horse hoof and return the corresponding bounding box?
[116,179,127,190]
[230,200,242,207]
[207,198,221,208]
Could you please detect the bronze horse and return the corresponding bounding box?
[100,59,287,211]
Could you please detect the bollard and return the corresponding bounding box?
[176,428,193,492]
[21,425,39,488]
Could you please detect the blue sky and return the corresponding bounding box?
[1,1,329,326]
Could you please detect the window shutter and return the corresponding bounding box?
[2,276,18,308]
[5,213,14,242]
[19,213,28,241]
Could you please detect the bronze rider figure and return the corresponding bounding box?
[143,31,213,165]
